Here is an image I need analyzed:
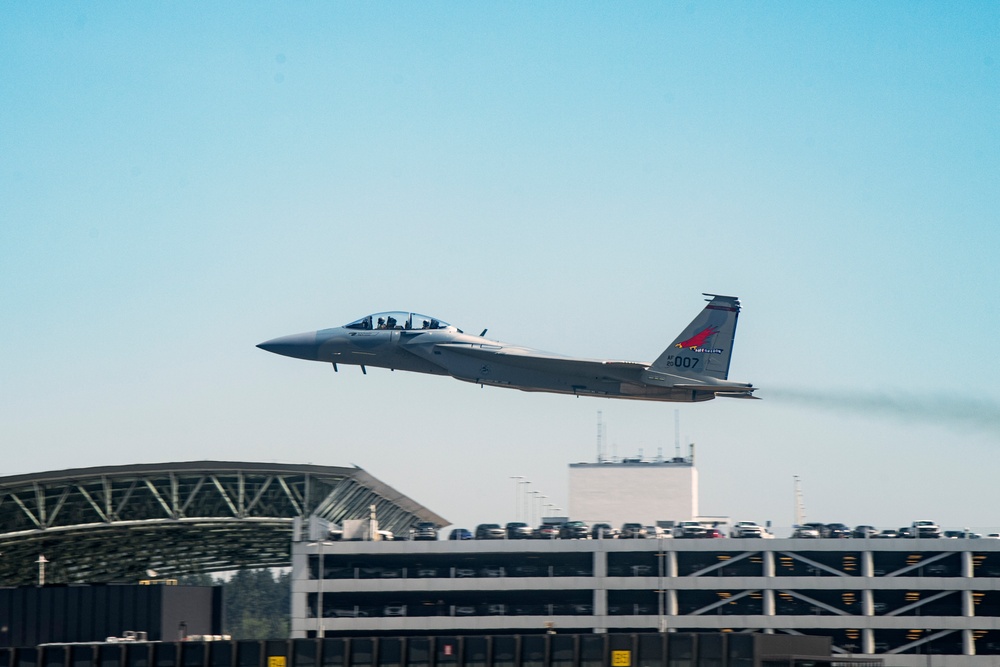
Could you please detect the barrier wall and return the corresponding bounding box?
[0,633,830,667]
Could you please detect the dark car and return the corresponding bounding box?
[620,523,647,539]
[505,521,533,539]
[412,521,438,541]
[559,521,590,539]
[448,528,473,540]
[591,522,615,539]
[825,523,851,538]
[852,525,878,538]
[475,523,505,539]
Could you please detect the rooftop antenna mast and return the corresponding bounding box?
[596,411,604,463]
[674,410,681,460]
[793,476,806,526]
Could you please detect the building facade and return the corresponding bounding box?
[568,458,697,528]
[291,536,1000,667]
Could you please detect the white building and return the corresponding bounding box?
[568,454,698,528]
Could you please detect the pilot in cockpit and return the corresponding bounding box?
[385,316,397,329]
[421,320,430,329]
[377,317,386,329]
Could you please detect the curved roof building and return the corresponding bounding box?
[0,461,446,586]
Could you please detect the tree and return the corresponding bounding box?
[222,568,290,639]
[178,568,289,639]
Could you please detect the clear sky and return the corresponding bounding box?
[2,2,998,535]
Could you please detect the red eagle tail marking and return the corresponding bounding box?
[675,326,719,350]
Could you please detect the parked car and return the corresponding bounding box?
[559,520,590,539]
[704,527,725,538]
[731,521,764,538]
[873,529,899,539]
[852,525,878,538]
[474,523,505,539]
[591,522,616,539]
[533,524,559,539]
[943,530,972,539]
[620,523,647,539]
[383,603,406,616]
[674,521,707,539]
[505,521,533,539]
[801,522,830,538]
[792,526,821,538]
[448,528,473,540]
[412,521,438,541]
[825,523,852,539]
[910,520,942,538]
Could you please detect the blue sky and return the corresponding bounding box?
[2,2,998,534]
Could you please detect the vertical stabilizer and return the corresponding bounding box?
[650,294,741,380]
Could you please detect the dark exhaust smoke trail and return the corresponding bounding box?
[765,387,1000,438]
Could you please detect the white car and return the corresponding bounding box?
[730,521,764,538]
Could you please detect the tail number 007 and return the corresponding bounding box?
[665,355,700,369]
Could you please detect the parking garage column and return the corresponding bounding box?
[962,549,974,578]
[594,547,607,619]
[861,548,874,616]
[666,550,678,615]
[965,629,976,655]
[862,629,874,655]
[763,550,775,617]
[963,589,974,617]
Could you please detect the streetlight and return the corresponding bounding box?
[509,476,524,522]
[529,490,541,526]
[307,539,333,636]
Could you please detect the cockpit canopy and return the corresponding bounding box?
[344,312,454,331]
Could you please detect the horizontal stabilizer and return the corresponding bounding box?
[672,383,757,395]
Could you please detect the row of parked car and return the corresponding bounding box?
[438,521,768,541]
[791,521,1000,539]
[412,519,995,542]
[445,522,594,541]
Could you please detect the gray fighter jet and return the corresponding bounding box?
[258,294,757,402]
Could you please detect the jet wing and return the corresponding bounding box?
[433,343,649,383]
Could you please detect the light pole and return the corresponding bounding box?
[36,555,48,586]
[510,476,524,522]
[308,539,332,636]
[537,495,547,526]
[523,482,533,523]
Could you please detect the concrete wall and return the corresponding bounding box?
[569,463,697,526]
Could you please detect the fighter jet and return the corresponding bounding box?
[257,294,757,402]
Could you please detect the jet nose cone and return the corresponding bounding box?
[257,332,320,361]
